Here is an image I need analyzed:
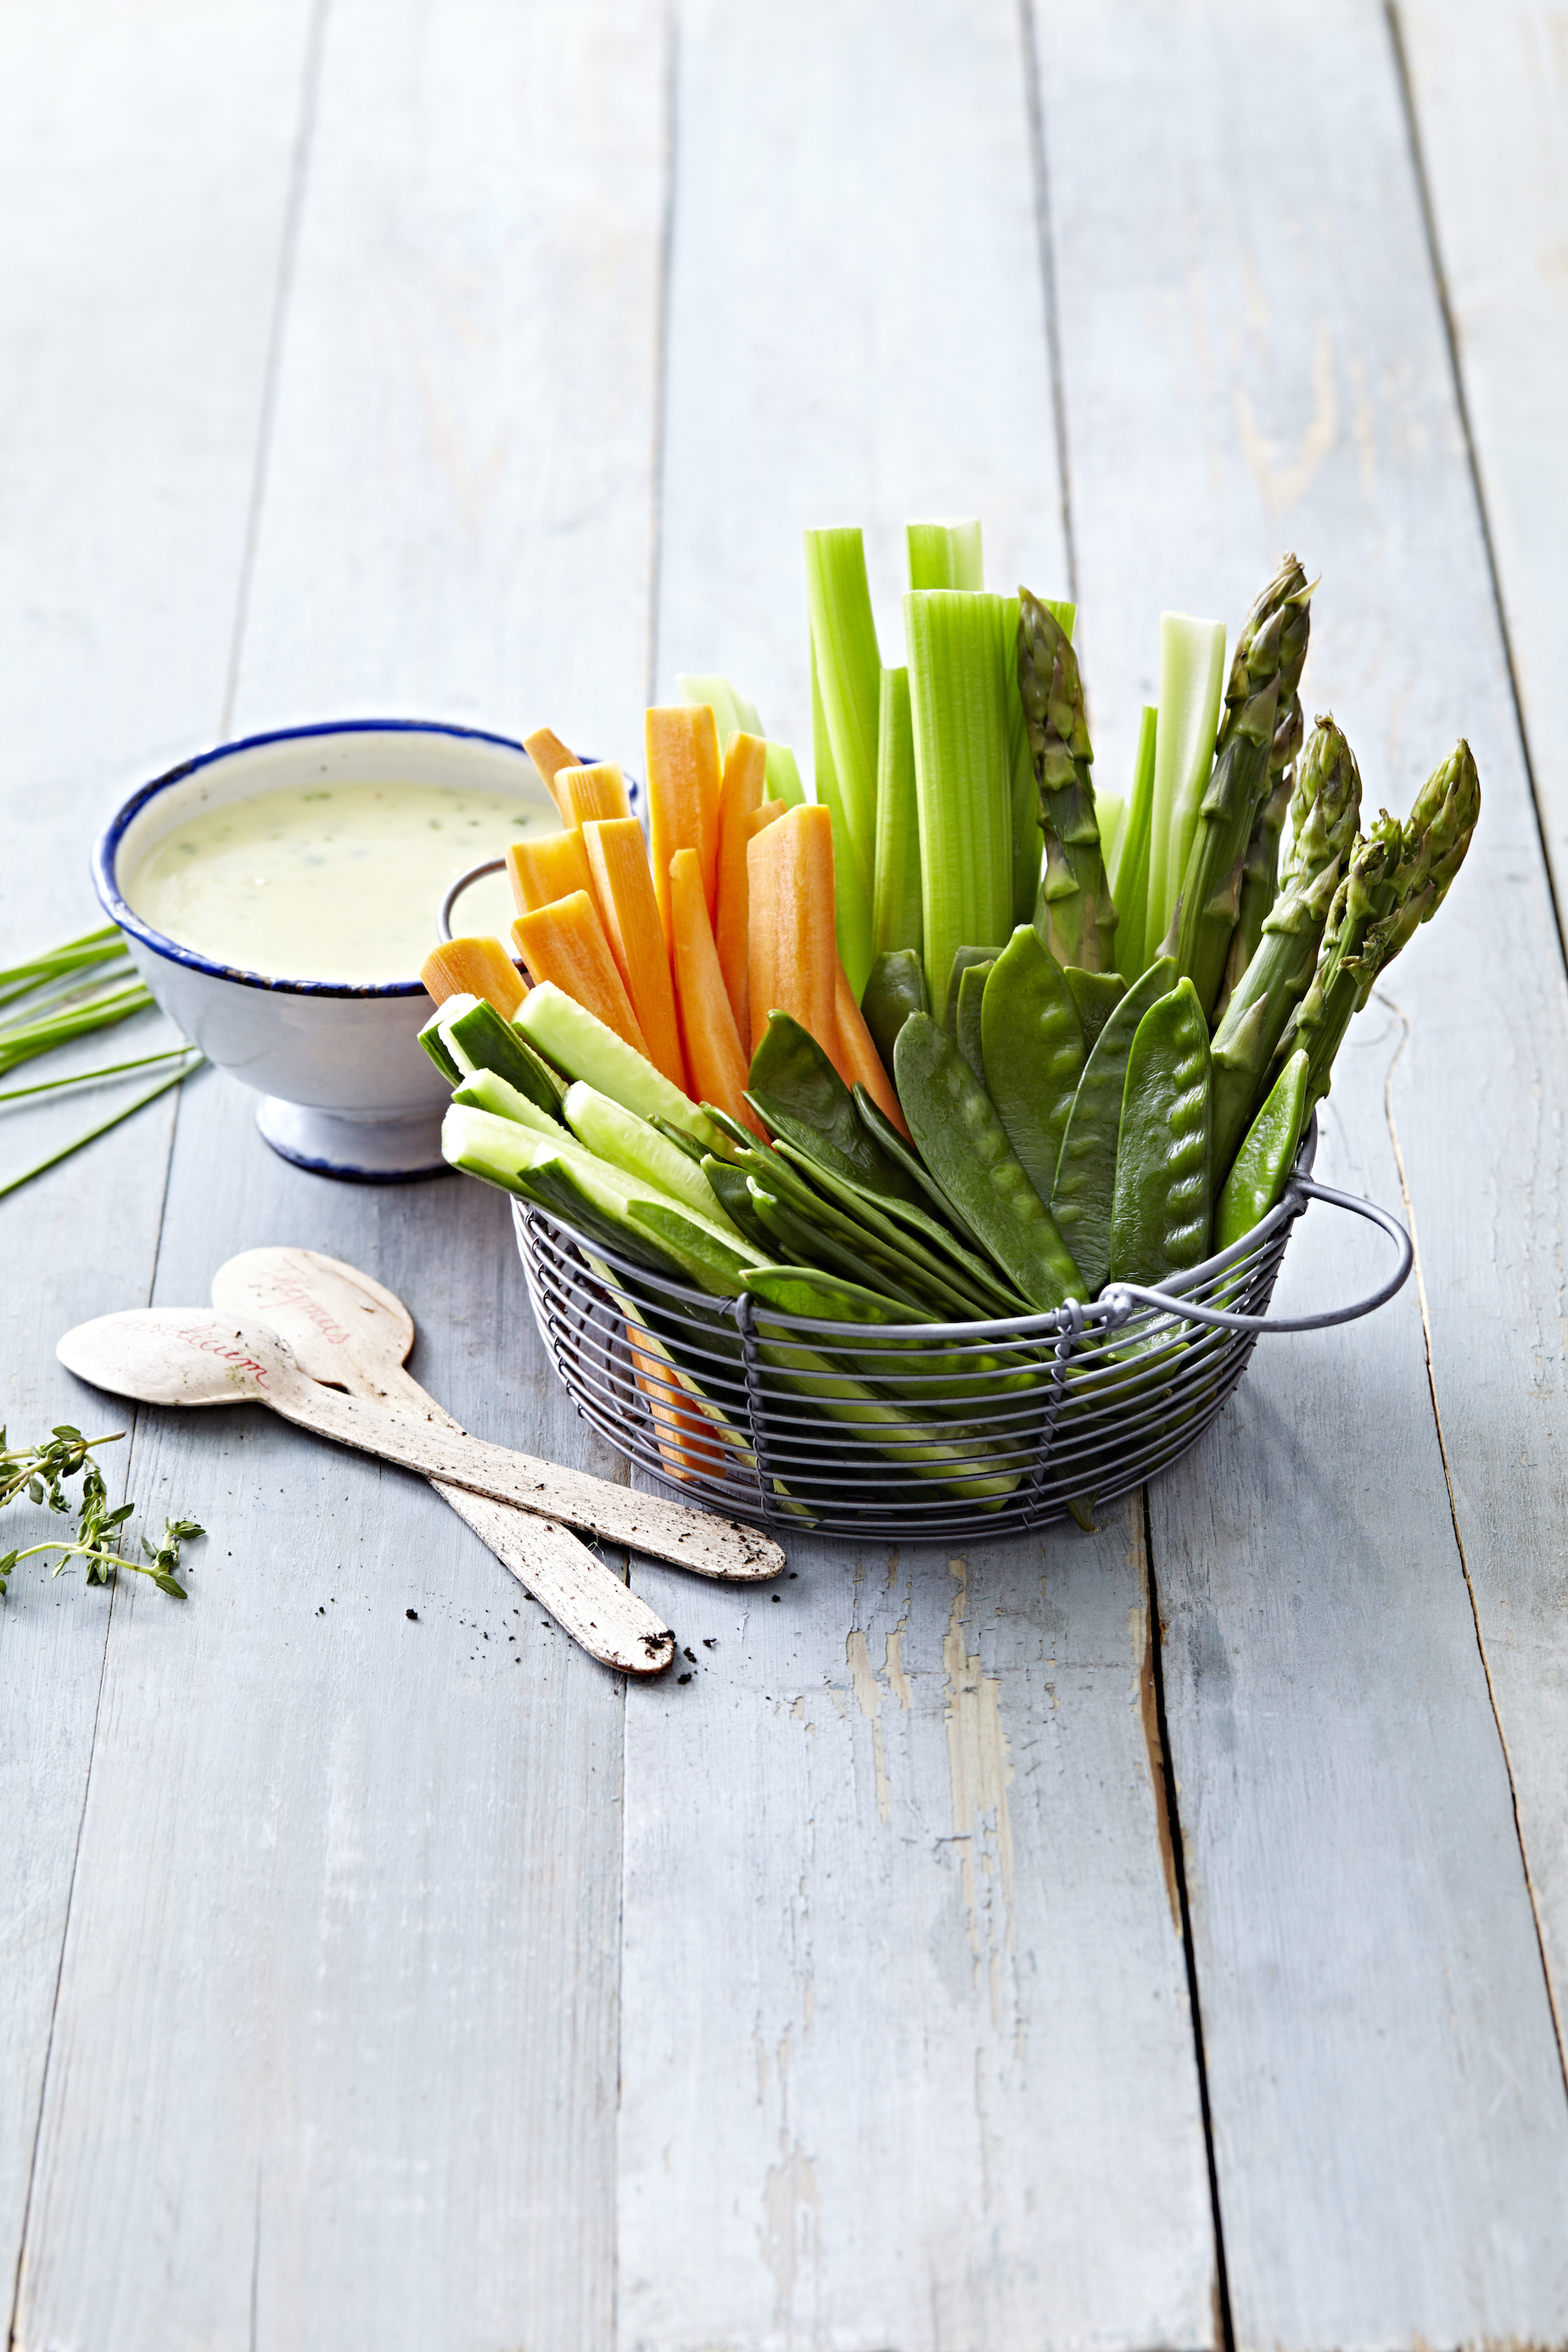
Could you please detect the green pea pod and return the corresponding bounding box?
[747,1011,920,1201]
[742,1176,930,1313]
[742,1267,1040,1414]
[1214,1047,1308,1250]
[703,1156,787,1253]
[893,1012,1086,1311]
[730,1140,996,1319]
[853,1084,995,1261]
[768,1137,1016,1319]
[1050,955,1177,1296]
[980,925,1085,1207]
[955,959,994,1082]
[1062,965,1126,1052]
[860,948,928,1082]
[942,944,1005,1039]
[1107,977,1213,1287]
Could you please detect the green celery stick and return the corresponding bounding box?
[1112,705,1159,982]
[804,525,881,914]
[810,641,875,995]
[763,742,806,808]
[906,519,983,591]
[904,587,1014,1015]
[871,665,922,958]
[675,674,763,742]
[1146,613,1226,955]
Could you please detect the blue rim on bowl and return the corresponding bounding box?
[92,714,540,997]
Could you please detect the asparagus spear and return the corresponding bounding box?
[1017,587,1117,974]
[1213,577,1313,1018]
[1287,737,1481,1115]
[1209,717,1362,1170]
[1171,555,1313,1016]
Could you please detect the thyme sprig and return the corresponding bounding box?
[0,1424,204,1599]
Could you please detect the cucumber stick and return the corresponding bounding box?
[563,1081,742,1238]
[515,983,731,1156]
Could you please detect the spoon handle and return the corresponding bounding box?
[358,1359,677,1676]
[266,1375,786,1582]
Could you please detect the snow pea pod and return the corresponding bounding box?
[727,1138,994,1319]
[747,1011,921,1201]
[860,949,928,1083]
[741,1176,928,1313]
[1214,1047,1308,1250]
[853,1085,996,1262]
[742,1267,1041,1415]
[1107,977,1213,1287]
[768,1137,1017,1319]
[1062,965,1126,1052]
[942,944,1005,1039]
[893,1013,1085,1310]
[1050,955,1176,1296]
[955,959,994,1082]
[980,925,1085,1207]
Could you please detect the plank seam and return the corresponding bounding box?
[1377,988,1568,2096]
[1141,1488,1235,2352]
[643,4,680,714]
[1016,0,1078,606]
[1383,0,1568,979]
[219,0,333,740]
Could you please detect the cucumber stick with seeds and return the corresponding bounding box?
[1107,979,1214,1287]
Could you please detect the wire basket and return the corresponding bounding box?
[512,1122,1413,1542]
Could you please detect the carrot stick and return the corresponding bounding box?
[625,1326,726,1484]
[580,816,688,1094]
[512,892,649,1056]
[645,703,723,938]
[524,727,581,822]
[506,829,595,916]
[419,935,526,1019]
[714,731,769,1045]
[557,762,632,827]
[744,803,837,1060]
[746,798,787,841]
[668,848,764,1136]
[833,957,910,1137]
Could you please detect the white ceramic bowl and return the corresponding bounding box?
[92,719,552,1179]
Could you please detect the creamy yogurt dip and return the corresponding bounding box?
[120,780,543,983]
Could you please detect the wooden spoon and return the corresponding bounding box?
[210,1246,675,1677]
[57,1306,785,1584]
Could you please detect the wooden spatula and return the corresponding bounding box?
[209,1246,677,1676]
[57,1305,784,1584]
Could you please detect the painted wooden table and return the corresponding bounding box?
[4,3,1567,2345]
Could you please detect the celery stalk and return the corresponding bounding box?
[1146,613,1226,955]
[1095,793,1127,869]
[1112,705,1159,982]
[675,673,763,742]
[871,666,922,960]
[810,641,875,994]
[763,743,806,808]
[904,588,1013,1012]
[804,526,880,892]
[906,519,983,592]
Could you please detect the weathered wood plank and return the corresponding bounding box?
[1396,0,1568,2052]
[619,1,1218,2340]
[16,3,669,2345]
[1034,0,1568,2337]
[0,0,315,2315]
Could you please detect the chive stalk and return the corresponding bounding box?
[1145,613,1226,955]
[904,587,1013,1012]
[906,518,983,592]
[1111,706,1159,982]
[0,1056,201,1201]
[871,666,922,960]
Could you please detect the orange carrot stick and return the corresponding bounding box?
[833,958,910,1137]
[580,816,688,1094]
[506,829,595,917]
[419,935,526,1019]
[744,803,837,1061]
[645,703,723,938]
[512,892,649,1056]
[746,798,787,840]
[625,1328,727,1484]
[668,847,764,1136]
[524,727,581,823]
[714,731,769,1046]
[557,762,632,827]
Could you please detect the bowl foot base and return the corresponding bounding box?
[255,1098,448,1182]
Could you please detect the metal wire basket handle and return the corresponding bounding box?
[1099,1176,1414,1337]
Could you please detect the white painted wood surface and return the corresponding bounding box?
[1035,0,1568,2339]
[0,0,315,2316]
[619,3,1218,2343]
[4,0,1568,2344]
